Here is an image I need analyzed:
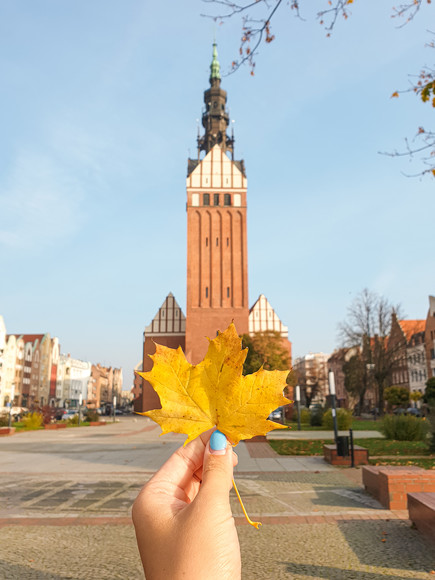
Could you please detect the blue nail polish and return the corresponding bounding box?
[210,430,227,451]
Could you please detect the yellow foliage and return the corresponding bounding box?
[137,322,290,445]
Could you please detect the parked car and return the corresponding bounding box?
[268,408,283,421]
[64,410,79,420]
[55,408,68,421]
[406,407,422,417]
[393,408,407,415]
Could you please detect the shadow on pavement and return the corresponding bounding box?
[283,563,423,579]
[0,560,70,579]
[337,519,432,571]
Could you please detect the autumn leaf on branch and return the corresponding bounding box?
[137,322,290,446]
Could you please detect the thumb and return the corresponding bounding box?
[200,430,234,499]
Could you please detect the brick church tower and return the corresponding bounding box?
[185,44,249,363]
[134,45,291,413]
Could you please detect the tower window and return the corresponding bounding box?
[203,193,210,206]
[216,237,219,246]
[224,194,231,206]
[205,287,209,298]
[227,287,230,298]
[226,237,229,247]
[205,237,208,247]
[214,194,219,206]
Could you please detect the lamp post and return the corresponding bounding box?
[78,393,82,426]
[295,385,301,431]
[328,370,338,443]
[366,363,376,419]
[8,384,15,429]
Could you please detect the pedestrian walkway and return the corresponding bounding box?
[267,429,383,439]
[0,417,433,580]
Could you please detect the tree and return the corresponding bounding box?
[423,377,435,451]
[410,390,423,405]
[424,377,435,405]
[242,330,290,372]
[203,0,434,176]
[384,385,410,408]
[342,351,368,416]
[241,331,296,393]
[339,288,402,416]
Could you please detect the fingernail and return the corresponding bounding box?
[209,430,227,455]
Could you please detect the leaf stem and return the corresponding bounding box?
[232,477,262,529]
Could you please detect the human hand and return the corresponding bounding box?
[132,429,241,580]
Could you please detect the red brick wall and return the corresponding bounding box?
[186,204,249,365]
[136,334,186,413]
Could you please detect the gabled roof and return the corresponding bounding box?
[249,294,288,338]
[145,292,186,336]
[398,320,425,342]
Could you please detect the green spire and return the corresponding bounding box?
[210,42,221,81]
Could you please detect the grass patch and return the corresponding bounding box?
[269,439,332,455]
[269,438,431,457]
[369,457,435,469]
[286,419,381,431]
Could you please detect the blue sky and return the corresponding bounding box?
[1,1,433,387]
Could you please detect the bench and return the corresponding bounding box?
[362,465,435,510]
[408,492,435,544]
[323,444,369,466]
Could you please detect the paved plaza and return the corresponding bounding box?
[0,417,433,579]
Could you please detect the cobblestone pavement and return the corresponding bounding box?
[0,418,434,579]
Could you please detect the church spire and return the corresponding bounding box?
[197,43,234,159]
[210,42,221,82]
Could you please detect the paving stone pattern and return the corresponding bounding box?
[1,419,433,579]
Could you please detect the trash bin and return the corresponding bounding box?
[336,435,350,457]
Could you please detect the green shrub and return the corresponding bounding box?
[67,414,79,425]
[299,408,311,424]
[85,410,99,422]
[380,414,430,441]
[322,408,352,430]
[21,412,43,430]
[310,408,324,427]
[0,413,9,427]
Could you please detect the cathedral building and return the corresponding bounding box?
[135,45,291,413]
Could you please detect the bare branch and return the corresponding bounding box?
[392,0,425,25]
[317,0,354,33]
[201,0,302,74]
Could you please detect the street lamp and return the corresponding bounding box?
[8,383,15,429]
[78,393,82,426]
[328,370,339,443]
[295,385,301,431]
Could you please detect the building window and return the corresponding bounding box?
[227,237,229,247]
[227,287,230,298]
[205,287,209,298]
[216,237,219,246]
[203,193,210,206]
[214,194,219,206]
[206,237,208,247]
[224,194,231,206]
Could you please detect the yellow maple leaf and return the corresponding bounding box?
[137,322,290,446]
